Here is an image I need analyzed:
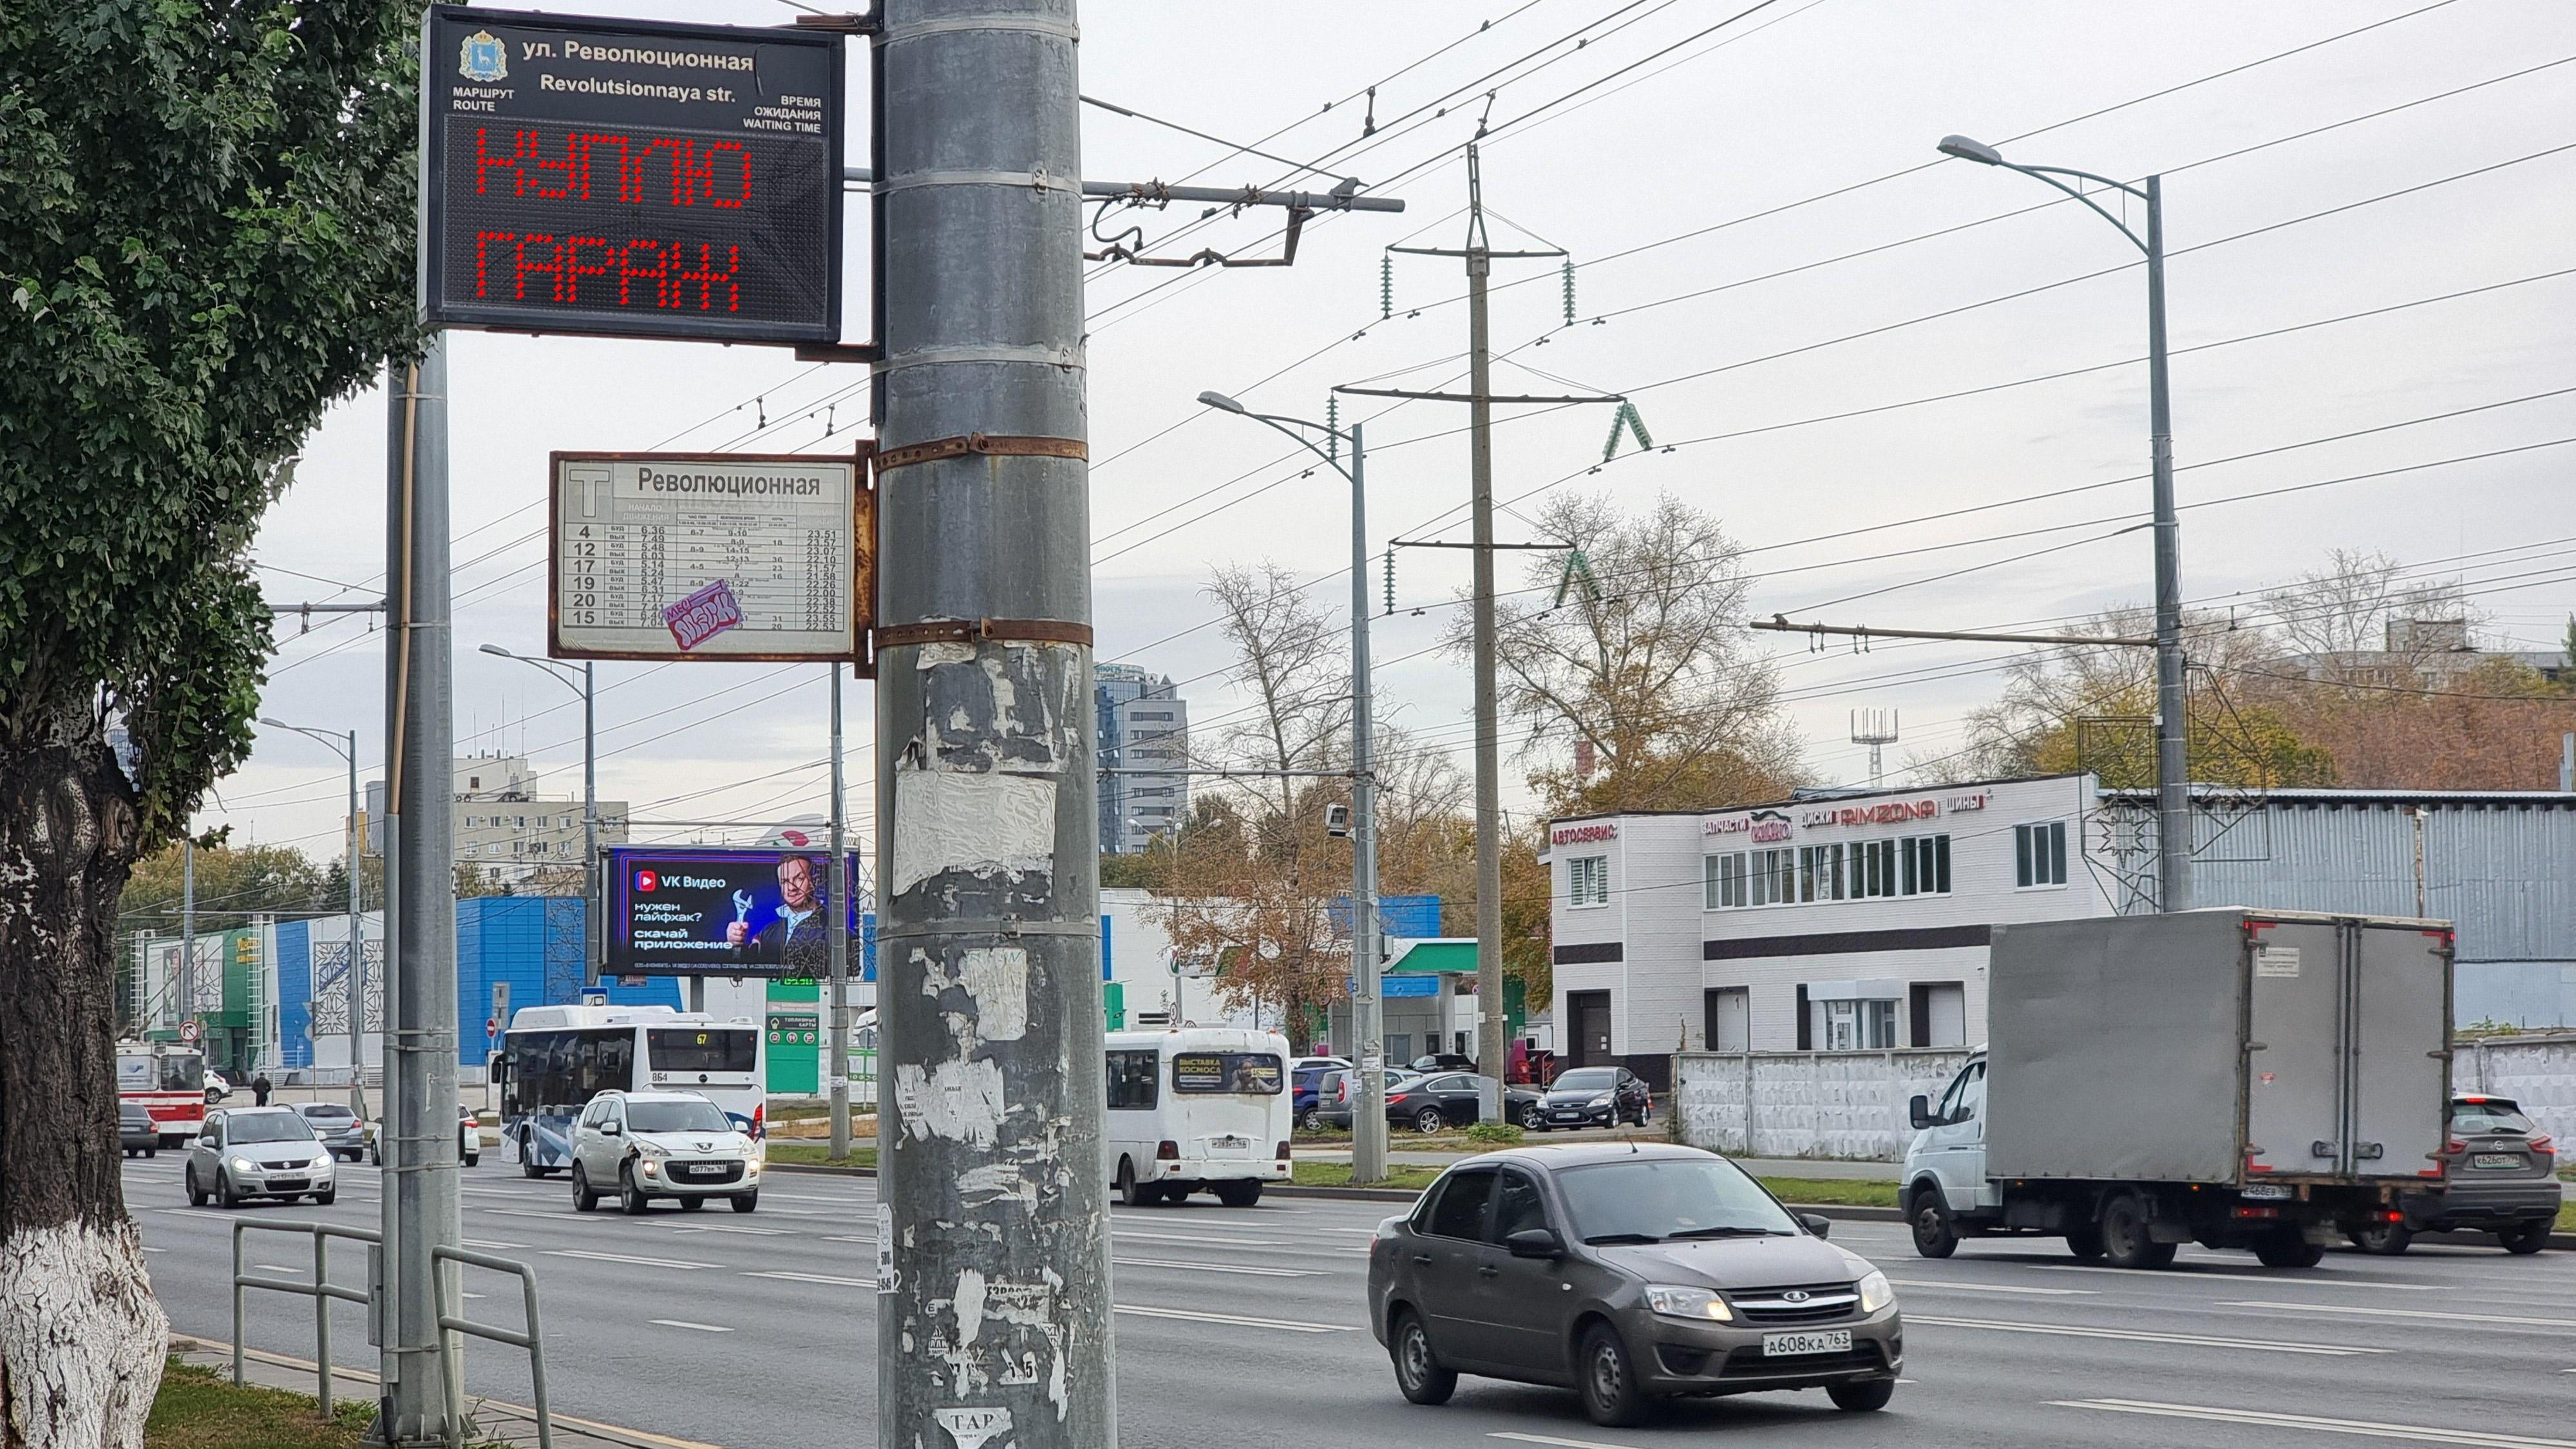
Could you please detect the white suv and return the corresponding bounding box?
[569,1090,761,1214]
[187,1106,337,1208]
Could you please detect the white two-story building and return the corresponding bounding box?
[1544,772,2576,1089]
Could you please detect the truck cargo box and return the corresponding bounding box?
[1985,909,2450,1186]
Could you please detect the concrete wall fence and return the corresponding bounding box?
[1676,1034,2576,1162]
[1674,1048,1971,1162]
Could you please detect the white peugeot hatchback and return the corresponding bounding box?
[569,1090,762,1214]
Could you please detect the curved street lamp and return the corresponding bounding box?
[259,716,369,1114]
[1192,390,1392,1184]
[1937,134,2188,913]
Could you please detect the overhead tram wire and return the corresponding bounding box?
[1094,0,2472,336]
[1095,256,2576,676]
[1087,44,2570,578]
[1390,140,2576,546]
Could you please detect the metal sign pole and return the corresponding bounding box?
[381,339,459,1444]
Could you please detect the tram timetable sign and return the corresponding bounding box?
[422,5,845,345]
[549,451,872,662]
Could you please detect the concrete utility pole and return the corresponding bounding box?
[259,717,368,1114]
[828,665,850,1160]
[1937,135,2190,912]
[381,340,459,1445]
[1353,146,1613,1105]
[873,4,1112,1446]
[180,837,195,1044]
[1197,393,1387,1183]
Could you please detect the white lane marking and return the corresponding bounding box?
[820,1235,875,1245]
[649,1320,734,1333]
[1906,1314,2383,1356]
[2227,1300,2576,1329]
[462,1238,526,1250]
[2037,1264,2437,1289]
[1113,1304,1357,1334]
[256,1264,303,1274]
[1493,1433,1648,1449]
[1885,1278,2092,1297]
[1109,1230,1286,1247]
[142,1247,167,1254]
[743,1271,873,1288]
[2052,1399,2576,1447]
[1112,1257,1320,1278]
[665,1224,791,1236]
[481,1209,574,1222]
[462,1293,487,1300]
[544,1249,721,1271]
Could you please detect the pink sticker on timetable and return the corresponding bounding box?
[663,578,744,651]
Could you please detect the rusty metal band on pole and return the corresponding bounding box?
[871,432,1088,473]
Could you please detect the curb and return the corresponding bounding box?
[765,1160,1906,1223]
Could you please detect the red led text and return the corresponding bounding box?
[474,127,753,209]
[473,232,742,313]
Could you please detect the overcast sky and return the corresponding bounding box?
[215,0,2576,870]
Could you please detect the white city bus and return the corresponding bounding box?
[1103,1027,1293,1208]
[491,1005,765,1176]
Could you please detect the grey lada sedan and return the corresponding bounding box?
[1367,1142,1900,1426]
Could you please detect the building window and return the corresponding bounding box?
[1900,834,1951,896]
[1705,852,1748,909]
[1864,999,1898,1049]
[1568,855,1609,908]
[2016,820,2069,887]
[1799,844,1846,902]
[1749,848,1796,906]
[1823,999,1858,1052]
[1853,839,1899,899]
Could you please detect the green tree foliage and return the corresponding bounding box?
[117,840,333,938]
[0,8,421,1441]
[2,3,420,842]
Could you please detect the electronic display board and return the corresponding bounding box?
[548,451,869,661]
[604,846,864,979]
[422,6,845,345]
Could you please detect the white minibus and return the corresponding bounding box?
[1103,1027,1293,1208]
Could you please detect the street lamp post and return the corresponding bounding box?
[479,644,600,974]
[1938,135,2189,913]
[260,717,368,1115]
[1197,390,1388,1186]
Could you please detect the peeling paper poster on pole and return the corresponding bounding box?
[876,1202,895,1294]
[931,1406,1012,1449]
[664,578,745,651]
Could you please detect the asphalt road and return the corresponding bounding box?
[123,1153,2576,1449]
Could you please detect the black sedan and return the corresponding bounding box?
[1530,1066,1654,1132]
[119,1103,160,1157]
[1368,1144,1900,1426]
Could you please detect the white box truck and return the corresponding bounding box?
[1899,909,2451,1269]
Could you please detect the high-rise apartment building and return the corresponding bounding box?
[1096,663,1189,855]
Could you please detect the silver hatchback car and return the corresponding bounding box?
[1368,1143,1900,1426]
[187,1106,338,1208]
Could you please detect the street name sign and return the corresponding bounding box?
[549,451,871,661]
[422,6,846,345]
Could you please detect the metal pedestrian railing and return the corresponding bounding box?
[227,1220,555,1449]
[434,1243,554,1449]
[227,1220,375,1416]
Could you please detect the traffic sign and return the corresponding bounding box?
[179,1020,200,1043]
[548,451,873,663]
[421,5,848,346]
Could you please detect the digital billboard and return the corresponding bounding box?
[604,846,862,978]
[421,6,846,345]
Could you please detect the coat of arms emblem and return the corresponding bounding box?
[459,30,507,82]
